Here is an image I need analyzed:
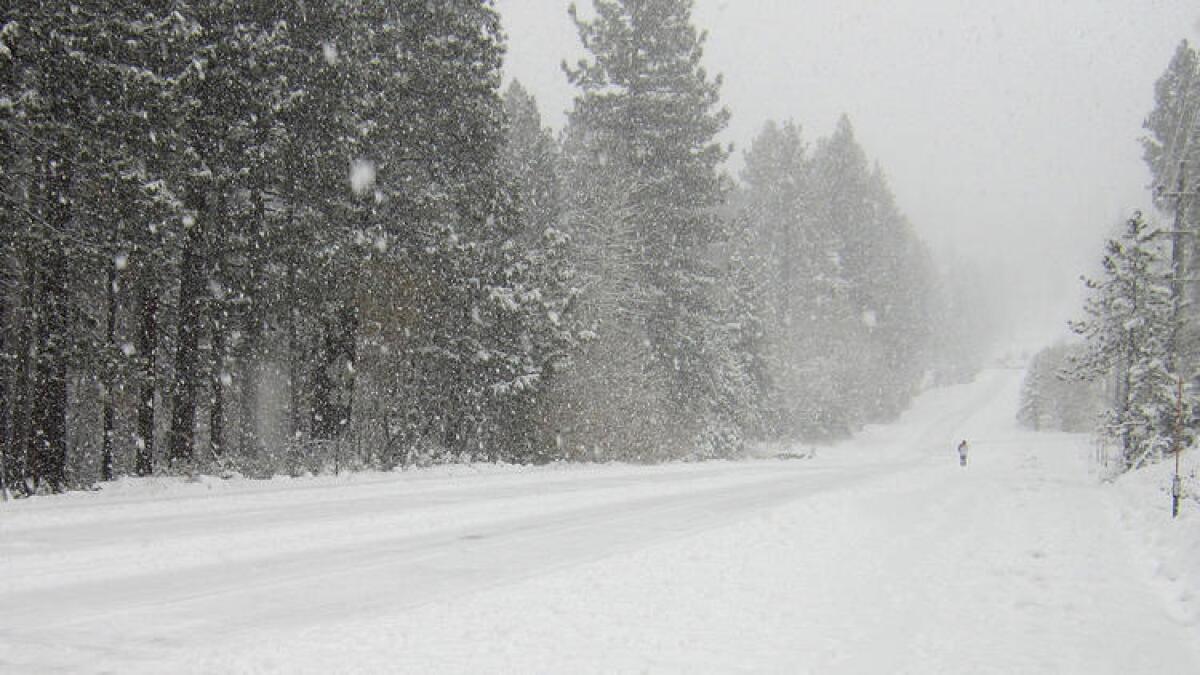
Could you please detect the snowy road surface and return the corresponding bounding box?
[1,369,1197,673]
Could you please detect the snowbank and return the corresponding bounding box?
[1111,448,1200,629]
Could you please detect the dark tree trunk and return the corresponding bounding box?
[12,262,36,494]
[239,192,266,457]
[310,328,335,440]
[168,210,206,467]
[101,264,117,481]
[311,306,358,441]
[210,316,225,458]
[30,155,73,492]
[135,280,158,476]
[238,320,260,457]
[0,268,10,498]
[31,255,70,491]
[287,272,305,443]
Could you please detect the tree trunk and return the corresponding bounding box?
[311,305,358,441]
[31,253,70,491]
[168,207,206,467]
[310,322,335,441]
[11,260,36,494]
[101,264,117,481]
[0,266,10,499]
[30,154,73,492]
[136,281,158,476]
[210,316,225,459]
[238,318,261,458]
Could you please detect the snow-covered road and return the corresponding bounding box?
[2,369,1197,673]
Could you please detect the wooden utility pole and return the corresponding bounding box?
[1159,160,1199,462]
[1169,161,1188,373]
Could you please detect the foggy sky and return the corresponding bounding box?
[494,0,1200,348]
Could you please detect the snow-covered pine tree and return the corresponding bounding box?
[804,116,878,435]
[1143,40,1200,202]
[1019,343,1104,433]
[0,3,194,489]
[334,0,554,464]
[554,121,665,460]
[494,81,578,462]
[722,207,773,441]
[1072,212,1182,469]
[562,0,746,459]
[859,166,935,421]
[738,120,827,439]
[738,115,934,440]
[159,2,300,469]
[503,81,562,238]
[1018,353,1049,431]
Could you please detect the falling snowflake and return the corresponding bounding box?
[322,41,339,65]
[350,159,376,195]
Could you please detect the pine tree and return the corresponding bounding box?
[1143,40,1200,200]
[0,2,194,489]
[1072,212,1182,469]
[495,81,578,462]
[738,120,826,438]
[738,115,934,440]
[563,0,745,458]
[1019,343,1104,433]
[1018,354,1048,431]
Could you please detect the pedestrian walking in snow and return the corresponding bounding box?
[957,440,969,467]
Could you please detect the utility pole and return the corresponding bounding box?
[1161,160,1192,377]
[1156,61,1200,516]
[1158,160,1200,465]
[1171,161,1187,367]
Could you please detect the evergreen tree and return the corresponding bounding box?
[1143,40,1200,200]
[1072,212,1183,468]
[496,81,578,462]
[562,0,745,458]
[737,120,827,438]
[1018,343,1104,433]
[737,116,935,440]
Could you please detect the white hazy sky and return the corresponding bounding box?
[494,0,1200,346]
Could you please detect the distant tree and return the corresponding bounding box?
[1018,343,1104,433]
[738,120,827,438]
[794,115,935,436]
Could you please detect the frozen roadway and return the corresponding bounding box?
[1,369,1197,673]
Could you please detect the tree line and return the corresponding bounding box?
[0,0,980,496]
[1026,39,1200,471]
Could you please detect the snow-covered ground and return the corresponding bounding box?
[1,369,1197,673]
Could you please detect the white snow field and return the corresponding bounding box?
[2,368,1198,674]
